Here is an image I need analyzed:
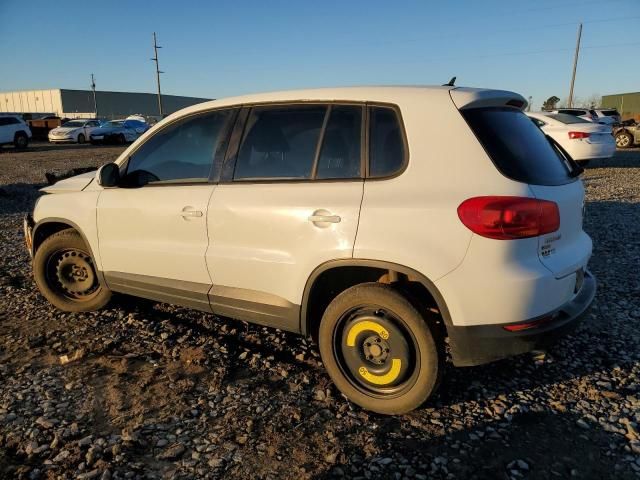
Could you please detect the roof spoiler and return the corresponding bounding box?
[450,87,528,111]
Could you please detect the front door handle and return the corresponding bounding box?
[309,209,341,227]
[180,207,203,218]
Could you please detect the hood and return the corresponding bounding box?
[51,127,79,135]
[40,171,96,193]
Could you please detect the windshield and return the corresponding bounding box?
[105,121,124,127]
[547,113,591,124]
[62,120,85,128]
[462,107,575,186]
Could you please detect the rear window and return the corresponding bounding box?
[547,113,590,124]
[462,107,575,186]
[559,109,586,116]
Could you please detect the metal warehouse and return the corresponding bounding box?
[0,89,210,121]
[601,91,640,121]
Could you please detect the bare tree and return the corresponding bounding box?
[542,96,561,111]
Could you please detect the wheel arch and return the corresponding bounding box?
[32,218,105,285]
[300,259,453,338]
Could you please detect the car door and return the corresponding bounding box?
[206,104,365,331]
[85,120,99,138]
[0,118,10,144]
[97,108,236,310]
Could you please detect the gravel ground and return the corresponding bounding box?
[0,142,639,480]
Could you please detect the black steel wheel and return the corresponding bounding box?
[33,229,111,312]
[335,306,419,397]
[319,283,442,414]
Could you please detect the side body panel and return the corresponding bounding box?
[355,93,530,284]
[33,190,102,268]
[206,181,364,309]
[97,185,215,285]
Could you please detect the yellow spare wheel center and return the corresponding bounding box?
[346,320,402,385]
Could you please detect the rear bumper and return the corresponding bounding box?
[447,270,596,366]
[572,140,616,160]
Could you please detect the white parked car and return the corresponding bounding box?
[0,115,31,149]
[24,86,595,414]
[48,119,102,144]
[548,108,598,123]
[527,112,616,164]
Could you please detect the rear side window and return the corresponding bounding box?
[234,105,326,180]
[462,107,575,186]
[125,109,234,185]
[0,117,19,126]
[369,107,405,177]
[602,110,619,117]
[316,105,362,179]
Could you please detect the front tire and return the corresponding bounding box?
[318,283,442,415]
[33,229,111,312]
[14,132,28,149]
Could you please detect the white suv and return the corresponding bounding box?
[0,115,32,149]
[24,86,596,414]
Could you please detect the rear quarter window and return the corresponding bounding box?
[462,107,576,186]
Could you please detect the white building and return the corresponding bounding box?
[0,88,211,120]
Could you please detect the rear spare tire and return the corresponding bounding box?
[318,282,442,414]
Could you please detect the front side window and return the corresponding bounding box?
[234,105,326,180]
[369,106,405,178]
[316,105,362,179]
[124,110,233,186]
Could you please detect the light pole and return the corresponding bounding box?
[91,74,98,117]
[568,23,582,109]
[151,32,164,118]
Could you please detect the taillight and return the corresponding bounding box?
[568,131,590,139]
[457,196,560,240]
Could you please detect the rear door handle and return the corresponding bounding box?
[309,209,341,227]
[180,207,203,218]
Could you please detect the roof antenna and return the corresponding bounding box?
[443,76,456,87]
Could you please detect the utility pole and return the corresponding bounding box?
[568,23,582,108]
[527,96,532,112]
[90,74,98,117]
[151,32,164,118]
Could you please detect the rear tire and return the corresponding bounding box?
[33,229,111,312]
[318,282,442,415]
[14,132,28,149]
[615,131,633,149]
[77,133,86,144]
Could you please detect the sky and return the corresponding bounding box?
[1,0,638,110]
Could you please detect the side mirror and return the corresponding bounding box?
[97,163,120,187]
